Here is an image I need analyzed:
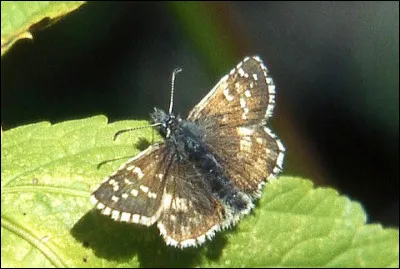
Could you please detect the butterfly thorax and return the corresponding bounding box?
[151,108,209,161]
[151,108,251,214]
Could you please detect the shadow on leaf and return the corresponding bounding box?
[71,210,228,267]
[135,137,152,151]
[96,138,151,169]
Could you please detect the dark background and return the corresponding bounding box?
[2,2,398,227]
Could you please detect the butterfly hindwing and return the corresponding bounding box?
[203,124,284,195]
[157,160,226,248]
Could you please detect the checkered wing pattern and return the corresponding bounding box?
[187,56,285,196]
[91,143,170,226]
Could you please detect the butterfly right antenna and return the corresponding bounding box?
[168,68,183,114]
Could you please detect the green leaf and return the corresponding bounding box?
[1,116,398,267]
[1,1,85,55]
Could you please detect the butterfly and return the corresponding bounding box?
[90,56,285,248]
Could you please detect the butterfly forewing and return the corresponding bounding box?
[91,143,170,226]
[188,56,275,126]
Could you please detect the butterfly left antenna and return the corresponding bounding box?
[113,123,161,141]
[168,68,183,114]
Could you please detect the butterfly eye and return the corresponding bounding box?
[166,115,176,126]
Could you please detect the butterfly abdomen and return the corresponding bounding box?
[177,120,252,215]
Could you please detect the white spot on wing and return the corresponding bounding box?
[166,236,179,247]
[181,239,197,248]
[238,68,246,77]
[277,152,285,169]
[148,191,157,199]
[205,224,221,239]
[240,97,246,108]
[237,127,254,136]
[197,234,206,244]
[133,167,144,179]
[264,127,277,139]
[266,105,274,118]
[239,97,249,119]
[126,165,135,171]
[120,212,131,222]
[273,167,282,174]
[240,138,252,150]
[111,210,120,220]
[90,195,98,205]
[223,88,234,102]
[140,216,151,225]
[263,127,286,176]
[269,94,276,104]
[124,178,133,185]
[235,82,240,90]
[96,202,105,210]
[277,139,286,152]
[140,185,149,193]
[130,189,139,197]
[162,193,173,208]
[256,137,264,144]
[131,214,140,223]
[171,197,189,212]
[103,207,112,215]
[269,84,276,93]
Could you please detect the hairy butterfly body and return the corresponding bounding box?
[90,56,285,248]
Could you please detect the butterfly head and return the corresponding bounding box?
[151,107,181,139]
